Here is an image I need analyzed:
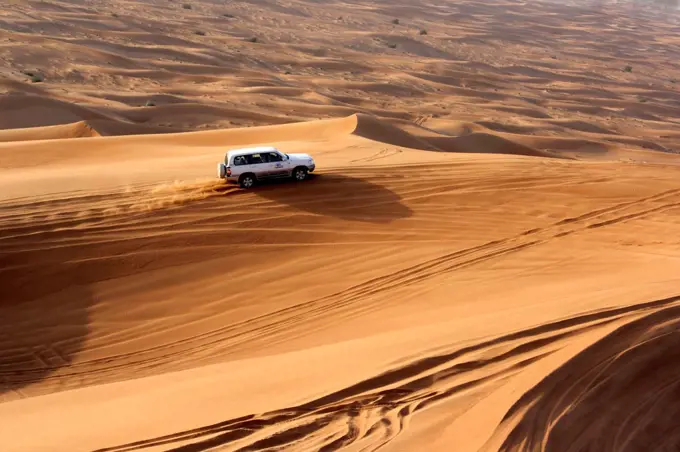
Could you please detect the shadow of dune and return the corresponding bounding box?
[0,92,114,129]
[352,113,440,151]
[498,300,680,452]
[251,173,413,223]
[0,228,91,401]
[351,114,567,159]
[426,133,566,159]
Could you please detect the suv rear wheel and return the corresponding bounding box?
[239,173,256,189]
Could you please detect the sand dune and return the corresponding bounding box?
[494,298,680,451]
[0,121,100,142]
[3,0,680,451]
[0,93,121,128]
[2,111,680,450]
[2,0,680,156]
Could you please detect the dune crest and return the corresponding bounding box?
[0,121,101,143]
[0,113,569,161]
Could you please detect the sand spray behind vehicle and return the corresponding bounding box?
[97,177,237,216]
[136,178,232,210]
[1,178,236,239]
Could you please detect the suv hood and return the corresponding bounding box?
[287,153,313,161]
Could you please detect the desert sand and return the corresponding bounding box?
[2,0,680,451]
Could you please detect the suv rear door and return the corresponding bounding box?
[231,154,249,175]
[245,152,270,179]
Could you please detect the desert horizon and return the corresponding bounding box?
[2,0,680,451]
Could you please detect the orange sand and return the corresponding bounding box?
[2,0,680,451]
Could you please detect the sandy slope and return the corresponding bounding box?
[3,0,680,451]
[2,112,680,451]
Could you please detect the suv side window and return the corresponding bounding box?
[267,152,283,162]
[232,155,247,166]
[247,153,265,165]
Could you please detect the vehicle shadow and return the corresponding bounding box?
[249,173,413,223]
[0,238,91,401]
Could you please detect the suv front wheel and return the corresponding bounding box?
[292,166,308,182]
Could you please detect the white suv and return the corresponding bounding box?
[217,146,316,189]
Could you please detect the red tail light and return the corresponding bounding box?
[226,167,231,176]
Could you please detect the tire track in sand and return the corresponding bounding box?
[4,187,678,391]
[135,185,680,359]
[94,294,680,452]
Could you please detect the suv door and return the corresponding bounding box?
[265,151,288,178]
[245,152,270,179]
